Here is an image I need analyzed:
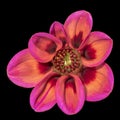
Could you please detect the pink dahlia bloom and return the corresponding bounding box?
[7,10,114,115]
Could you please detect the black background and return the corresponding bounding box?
[1,0,120,119]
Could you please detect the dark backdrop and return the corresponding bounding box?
[1,0,119,119]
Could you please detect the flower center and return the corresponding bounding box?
[52,46,82,75]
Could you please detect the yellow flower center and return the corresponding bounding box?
[64,53,72,66]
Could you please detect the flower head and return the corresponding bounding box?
[7,10,114,115]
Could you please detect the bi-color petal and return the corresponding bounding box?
[84,31,112,45]
[30,73,59,112]
[82,63,114,101]
[50,21,67,46]
[28,32,62,63]
[81,32,113,67]
[64,10,92,49]
[56,75,85,115]
[7,49,52,88]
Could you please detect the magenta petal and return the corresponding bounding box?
[64,10,93,49]
[30,72,59,112]
[50,21,67,46]
[82,63,114,101]
[56,75,85,115]
[28,32,62,63]
[81,32,113,67]
[7,49,52,88]
[85,31,112,45]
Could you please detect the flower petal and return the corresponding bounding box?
[80,31,112,50]
[7,49,52,88]
[85,31,112,45]
[28,32,62,63]
[49,21,67,46]
[30,73,59,112]
[64,10,92,49]
[81,33,113,67]
[81,63,114,101]
[56,75,85,115]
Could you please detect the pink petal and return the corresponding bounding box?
[81,63,114,101]
[56,75,85,115]
[28,32,62,63]
[81,32,113,67]
[49,21,67,46]
[80,31,112,50]
[64,10,92,49]
[30,73,59,112]
[7,49,52,88]
[85,31,112,45]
